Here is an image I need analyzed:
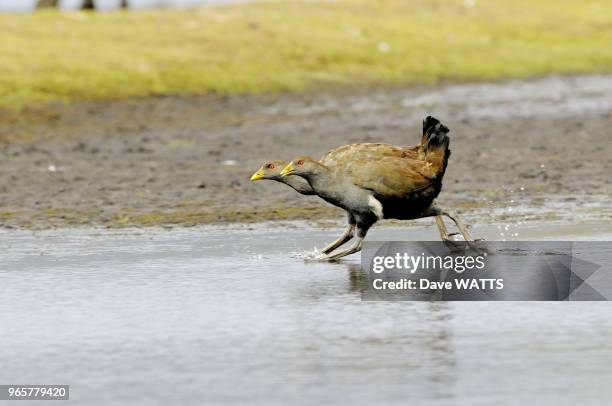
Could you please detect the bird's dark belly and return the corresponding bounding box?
[380,197,435,220]
[378,184,441,220]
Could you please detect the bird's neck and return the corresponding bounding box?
[303,171,335,195]
[277,176,314,195]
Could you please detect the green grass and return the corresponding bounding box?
[1,0,611,109]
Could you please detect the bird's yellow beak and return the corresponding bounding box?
[250,170,265,181]
[280,163,295,177]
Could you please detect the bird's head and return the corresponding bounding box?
[280,156,321,178]
[250,160,289,181]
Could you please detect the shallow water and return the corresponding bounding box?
[1,221,612,405]
[261,74,612,122]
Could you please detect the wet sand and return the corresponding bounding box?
[0,75,611,229]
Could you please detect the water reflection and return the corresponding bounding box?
[346,263,366,293]
[298,261,459,399]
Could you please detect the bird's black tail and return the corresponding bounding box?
[419,116,451,178]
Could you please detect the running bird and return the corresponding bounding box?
[280,116,473,261]
[251,142,458,254]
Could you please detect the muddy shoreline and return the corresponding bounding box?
[1,75,611,229]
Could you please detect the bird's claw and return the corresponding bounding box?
[320,254,342,262]
[301,252,341,262]
[443,233,459,242]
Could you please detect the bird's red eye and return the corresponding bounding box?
[297,160,304,165]
[267,163,275,169]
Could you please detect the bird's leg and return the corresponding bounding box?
[323,220,372,261]
[440,210,474,242]
[321,224,355,254]
[420,206,474,242]
[435,215,458,242]
[323,237,364,261]
[321,213,356,254]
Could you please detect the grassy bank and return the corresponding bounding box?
[1,0,611,109]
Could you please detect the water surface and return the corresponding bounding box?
[1,222,612,405]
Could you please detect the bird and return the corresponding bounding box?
[250,160,315,195]
[251,143,459,255]
[279,116,474,261]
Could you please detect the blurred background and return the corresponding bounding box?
[0,0,235,12]
[0,0,610,228]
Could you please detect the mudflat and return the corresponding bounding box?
[0,75,610,229]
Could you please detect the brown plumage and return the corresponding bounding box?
[320,142,419,164]
[280,116,473,261]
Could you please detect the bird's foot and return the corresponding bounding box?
[321,256,341,263]
[302,254,341,263]
[465,239,488,255]
[300,251,331,262]
[442,232,460,242]
[311,252,343,262]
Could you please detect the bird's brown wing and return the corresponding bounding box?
[343,157,439,199]
[319,143,418,165]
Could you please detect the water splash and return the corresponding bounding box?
[290,247,328,261]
